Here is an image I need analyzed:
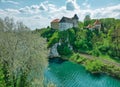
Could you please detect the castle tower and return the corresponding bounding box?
[72,14,79,28]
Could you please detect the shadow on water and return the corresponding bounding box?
[49,57,67,64]
[89,72,104,79]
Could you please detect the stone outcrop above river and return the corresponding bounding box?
[49,43,60,58]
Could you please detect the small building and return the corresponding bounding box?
[93,19,101,31]
[51,19,60,29]
[87,19,101,31]
[87,24,93,30]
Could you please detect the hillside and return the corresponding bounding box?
[34,17,120,79]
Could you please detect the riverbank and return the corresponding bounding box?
[61,53,120,79]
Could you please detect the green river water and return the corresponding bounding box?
[45,58,120,87]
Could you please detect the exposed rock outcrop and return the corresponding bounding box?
[49,43,60,58]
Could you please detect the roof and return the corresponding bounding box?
[87,24,93,28]
[59,17,73,23]
[73,14,79,19]
[94,20,101,25]
[51,19,60,23]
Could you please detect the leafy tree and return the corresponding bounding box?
[68,28,76,45]
[84,15,91,26]
[57,43,72,56]
[0,63,6,87]
[109,24,120,58]
[41,28,56,41]
[0,17,48,87]
[48,31,59,47]
[85,60,104,73]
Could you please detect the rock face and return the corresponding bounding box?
[68,43,73,50]
[49,43,60,58]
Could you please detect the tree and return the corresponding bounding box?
[0,63,6,87]
[0,17,48,87]
[84,15,91,26]
[85,60,103,73]
[110,24,120,58]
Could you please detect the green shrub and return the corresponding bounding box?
[41,28,56,40]
[85,60,104,73]
[70,53,80,61]
[57,43,72,56]
[99,45,109,54]
[92,48,101,57]
[48,32,59,47]
[0,63,6,87]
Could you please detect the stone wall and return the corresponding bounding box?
[59,23,73,31]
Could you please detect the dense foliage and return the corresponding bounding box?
[85,60,103,73]
[0,17,49,87]
[39,18,120,59]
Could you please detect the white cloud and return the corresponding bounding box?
[39,3,47,11]
[0,9,5,14]
[5,9,20,14]
[31,5,39,10]
[91,4,120,19]
[0,0,19,4]
[16,16,50,29]
[7,0,19,4]
[0,1,120,29]
[66,0,80,11]
[19,6,31,13]
[82,2,90,9]
[18,2,49,14]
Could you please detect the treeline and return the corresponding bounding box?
[0,17,54,87]
[37,18,120,59]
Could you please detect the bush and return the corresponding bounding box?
[99,45,109,54]
[41,28,56,40]
[48,32,59,47]
[57,43,72,56]
[70,53,80,61]
[92,48,101,57]
[0,63,5,87]
[85,60,104,73]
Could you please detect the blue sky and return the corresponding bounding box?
[0,0,120,29]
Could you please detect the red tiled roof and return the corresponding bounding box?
[94,20,101,25]
[51,19,60,23]
[87,24,93,28]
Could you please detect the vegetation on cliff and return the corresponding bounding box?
[37,17,120,78]
[38,18,120,59]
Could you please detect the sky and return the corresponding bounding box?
[0,0,120,29]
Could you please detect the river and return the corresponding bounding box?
[45,58,120,87]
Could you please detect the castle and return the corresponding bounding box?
[49,14,102,58]
[51,14,79,31]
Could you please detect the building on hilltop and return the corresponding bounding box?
[59,14,79,31]
[87,19,101,31]
[51,19,60,29]
[93,19,101,31]
[50,14,79,31]
[86,24,93,30]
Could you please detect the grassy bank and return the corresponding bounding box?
[62,53,120,79]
